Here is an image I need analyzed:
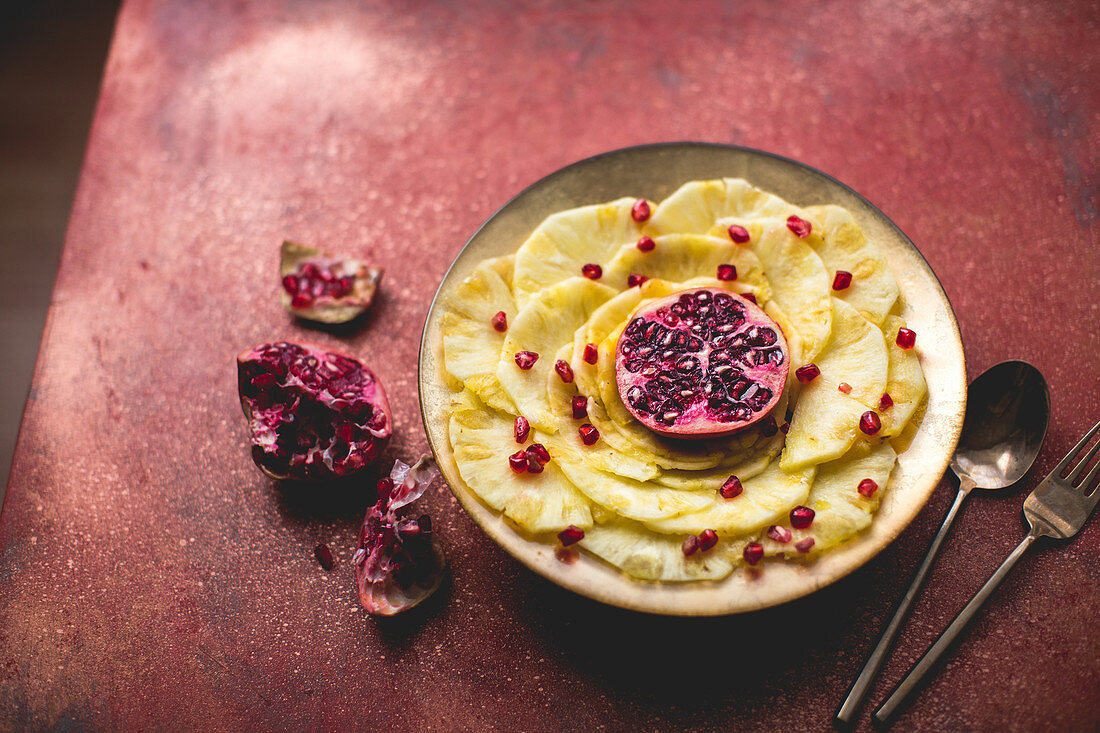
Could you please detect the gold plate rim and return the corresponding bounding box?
[418,142,966,616]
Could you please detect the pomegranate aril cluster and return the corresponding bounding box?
[682,529,718,556]
[283,260,354,308]
[510,442,552,474]
[619,290,784,428]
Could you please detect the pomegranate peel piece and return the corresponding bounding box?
[354,455,446,616]
[237,341,392,481]
[280,240,383,324]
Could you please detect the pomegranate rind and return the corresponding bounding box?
[237,341,392,481]
[614,287,790,439]
[354,456,447,616]
[279,240,383,324]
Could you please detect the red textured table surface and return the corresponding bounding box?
[2,1,1098,730]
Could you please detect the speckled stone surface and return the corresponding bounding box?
[1,0,1097,730]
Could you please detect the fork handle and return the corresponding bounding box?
[835,486,970,729]
[873,530,1039,726]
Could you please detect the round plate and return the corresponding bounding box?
[418,142,966,616]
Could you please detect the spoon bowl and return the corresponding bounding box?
[952,360,1051,491]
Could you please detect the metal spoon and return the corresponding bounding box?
[834,360,1049,729]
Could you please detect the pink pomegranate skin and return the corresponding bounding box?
[614,288,789,438]
[237,341,392,481]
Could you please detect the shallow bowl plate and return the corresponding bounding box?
[419,143,966,616]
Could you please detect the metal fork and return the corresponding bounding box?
[873,418,1100,726]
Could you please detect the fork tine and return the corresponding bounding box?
[1078,455,1100,498]
[1054,419,1100,478]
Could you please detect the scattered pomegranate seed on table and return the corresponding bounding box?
[581,263,603,280]
[719,475,743,499]
[716,263,737,281]
[790,505,815,529]
[743,542,764,565]
[571,396,588,419]
[838,382,853,394]
[314,543,335,571]
[795,363,821,383]
[794,538,816,553]
[554,359,574,383]
[786,215,812,237]
[491,311,508,332]
[582,343,598,364]
[579,424,600,445]
[557,525,585,546]
[631,198,651,222]
[514,351,539,369]
[514,416,530,443]
[636,236,656,252]
[859,411,882,435]
[767,525,791,543]
[832,270,852,290]
[728,224,750,243]
[896,327,917,349]
[697,529,719,552]
[508,450,528,473]
[858,478,879,497]
[627,273,648,288]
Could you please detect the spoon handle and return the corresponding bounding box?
[834,485,970,729]
[873,530,1039,726]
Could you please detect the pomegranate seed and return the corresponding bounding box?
[376,477,395,502]
[838,382,853,394]
[896,327,917,349]
[556,547,578,564]
[728,224,751,243]
[794,537,816,553]
[491,311,508,332]
[741,292,757,304]
[314,543,335,571]
[860,411,882,435]
[514,351,539,369]
[579,424,600,446]
[526,453,545,473]
[627,273,648,288]
[716,263,738,281]
[508,450,528,473]
[786,215,812,237]
[879,392,894,410]
[767,525,792,543]
[581,263,603,280]
[558,525,585,546]
[527,443,551,464]
[681,535,699,557]
[719,475,743,499]
[282,274,300,293]
[858,478,879,497]
[554,359,575,383]
[582,343,598,364]
[790,505,815,529]
[636,236,656,252]
[795,363,821,383]
[301,262,320,278]
[571,396,588,419]
[760,415,778,437]
[698,529,719,552]
[291,294,312,309]
[743,541,764,565]
[514,416,530,443]
[832,270,853,290]
[631,198,651,222]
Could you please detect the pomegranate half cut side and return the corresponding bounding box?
[614,287,789,438]
[237,341,392,481]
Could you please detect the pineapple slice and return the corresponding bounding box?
[761,441,897,556]
[653,432,781,490]
[441,256,518,412]
[643,460,815,537]
[780,299,888,471]
[496,277,615,433]
[448,390,592,533]
[513,198,645,308]
[803,205,899,325]
[880,315,928,437]
[580,519,739,581]
[646,178,802,235]
[601,234,772,303]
